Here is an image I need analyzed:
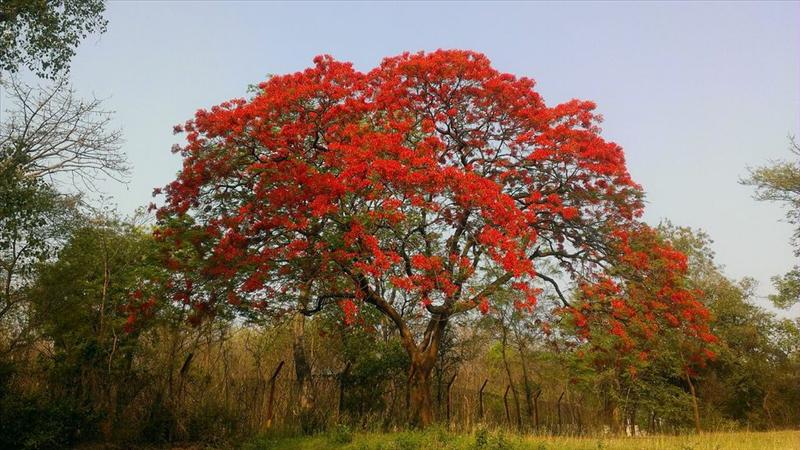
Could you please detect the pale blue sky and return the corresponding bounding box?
[19,1,800,314]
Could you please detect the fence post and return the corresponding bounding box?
[446,372,457,425]
[478,379,489,421]
[503,385,511,426]
[266,360,285,428]
[338,362,351,421]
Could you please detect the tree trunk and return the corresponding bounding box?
[517,343,534,424]
[408,357,435,428]
[293,312,317,432]
[397,309,448,428]
[685,369,701,434]
[500,325,522,429]
[362,286,451,428]
[629,401,638,436]
[650,410,657,434]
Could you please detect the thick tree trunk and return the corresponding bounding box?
[360,281,454,429]
[408,357,435,428]
[293,312,317,432]
[390,307,448,429]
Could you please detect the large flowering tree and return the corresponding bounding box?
[152,50,713,426]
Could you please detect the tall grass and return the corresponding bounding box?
[242,429,800,450]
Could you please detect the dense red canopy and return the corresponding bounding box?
[149,50,712,360]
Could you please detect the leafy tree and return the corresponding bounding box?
[26,215,168,442]
[0,0,108,79]
[661,222,800,429]
[0,161,78,354]
[742,138,800,309]
[566,225,717,434]
[153,50,713,427]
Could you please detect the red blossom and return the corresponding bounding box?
[150,50,709,365]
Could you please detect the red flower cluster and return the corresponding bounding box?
[149,49,710,364]
[571,225,716,368]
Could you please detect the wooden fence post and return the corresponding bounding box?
[338,362,351,421]
[478,379,489,420]
[266,360,285,428]
[446,372,457,425]
[503,385,511,426]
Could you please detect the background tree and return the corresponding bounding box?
[0,0,108,79]
[0,161,78,355]
[568,225,718,434]
[154,50,713,427]
[26,215,167,441]
[742,137,800,309]
[0,76,127,189]
[662,222,800,429]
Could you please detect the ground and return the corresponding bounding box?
[238,429,800,450]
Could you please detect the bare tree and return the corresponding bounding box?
[1,76,127,189]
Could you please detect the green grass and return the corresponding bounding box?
[241,429,800,450]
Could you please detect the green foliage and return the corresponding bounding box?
[328,308,410,423]
[0,361,97,450]
[0,165,77,281]
[15,216,177,446]
[0,0,108,78]
[29,218,161,347]
[0,164,78,352]
[769,268,800,309]
[472,428,515,450]
[329,424,355,445]
[660,222,800,429]
[742,137,800,309]
[474,427,490,448]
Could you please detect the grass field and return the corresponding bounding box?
[240,429,800,450]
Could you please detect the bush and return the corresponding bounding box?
[0,390,95,450]
[474,428,490,448]
[329,424,354,444]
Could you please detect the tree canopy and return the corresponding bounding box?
[742,138,800,309]
[154,50,714,426]
[0,0,107,79]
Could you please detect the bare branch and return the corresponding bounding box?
[1,76,128,190]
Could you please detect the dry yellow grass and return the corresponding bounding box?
[242,429,800,450]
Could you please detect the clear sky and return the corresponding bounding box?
[17,1,800,315]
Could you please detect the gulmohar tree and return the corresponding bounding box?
[153,50,714,427]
